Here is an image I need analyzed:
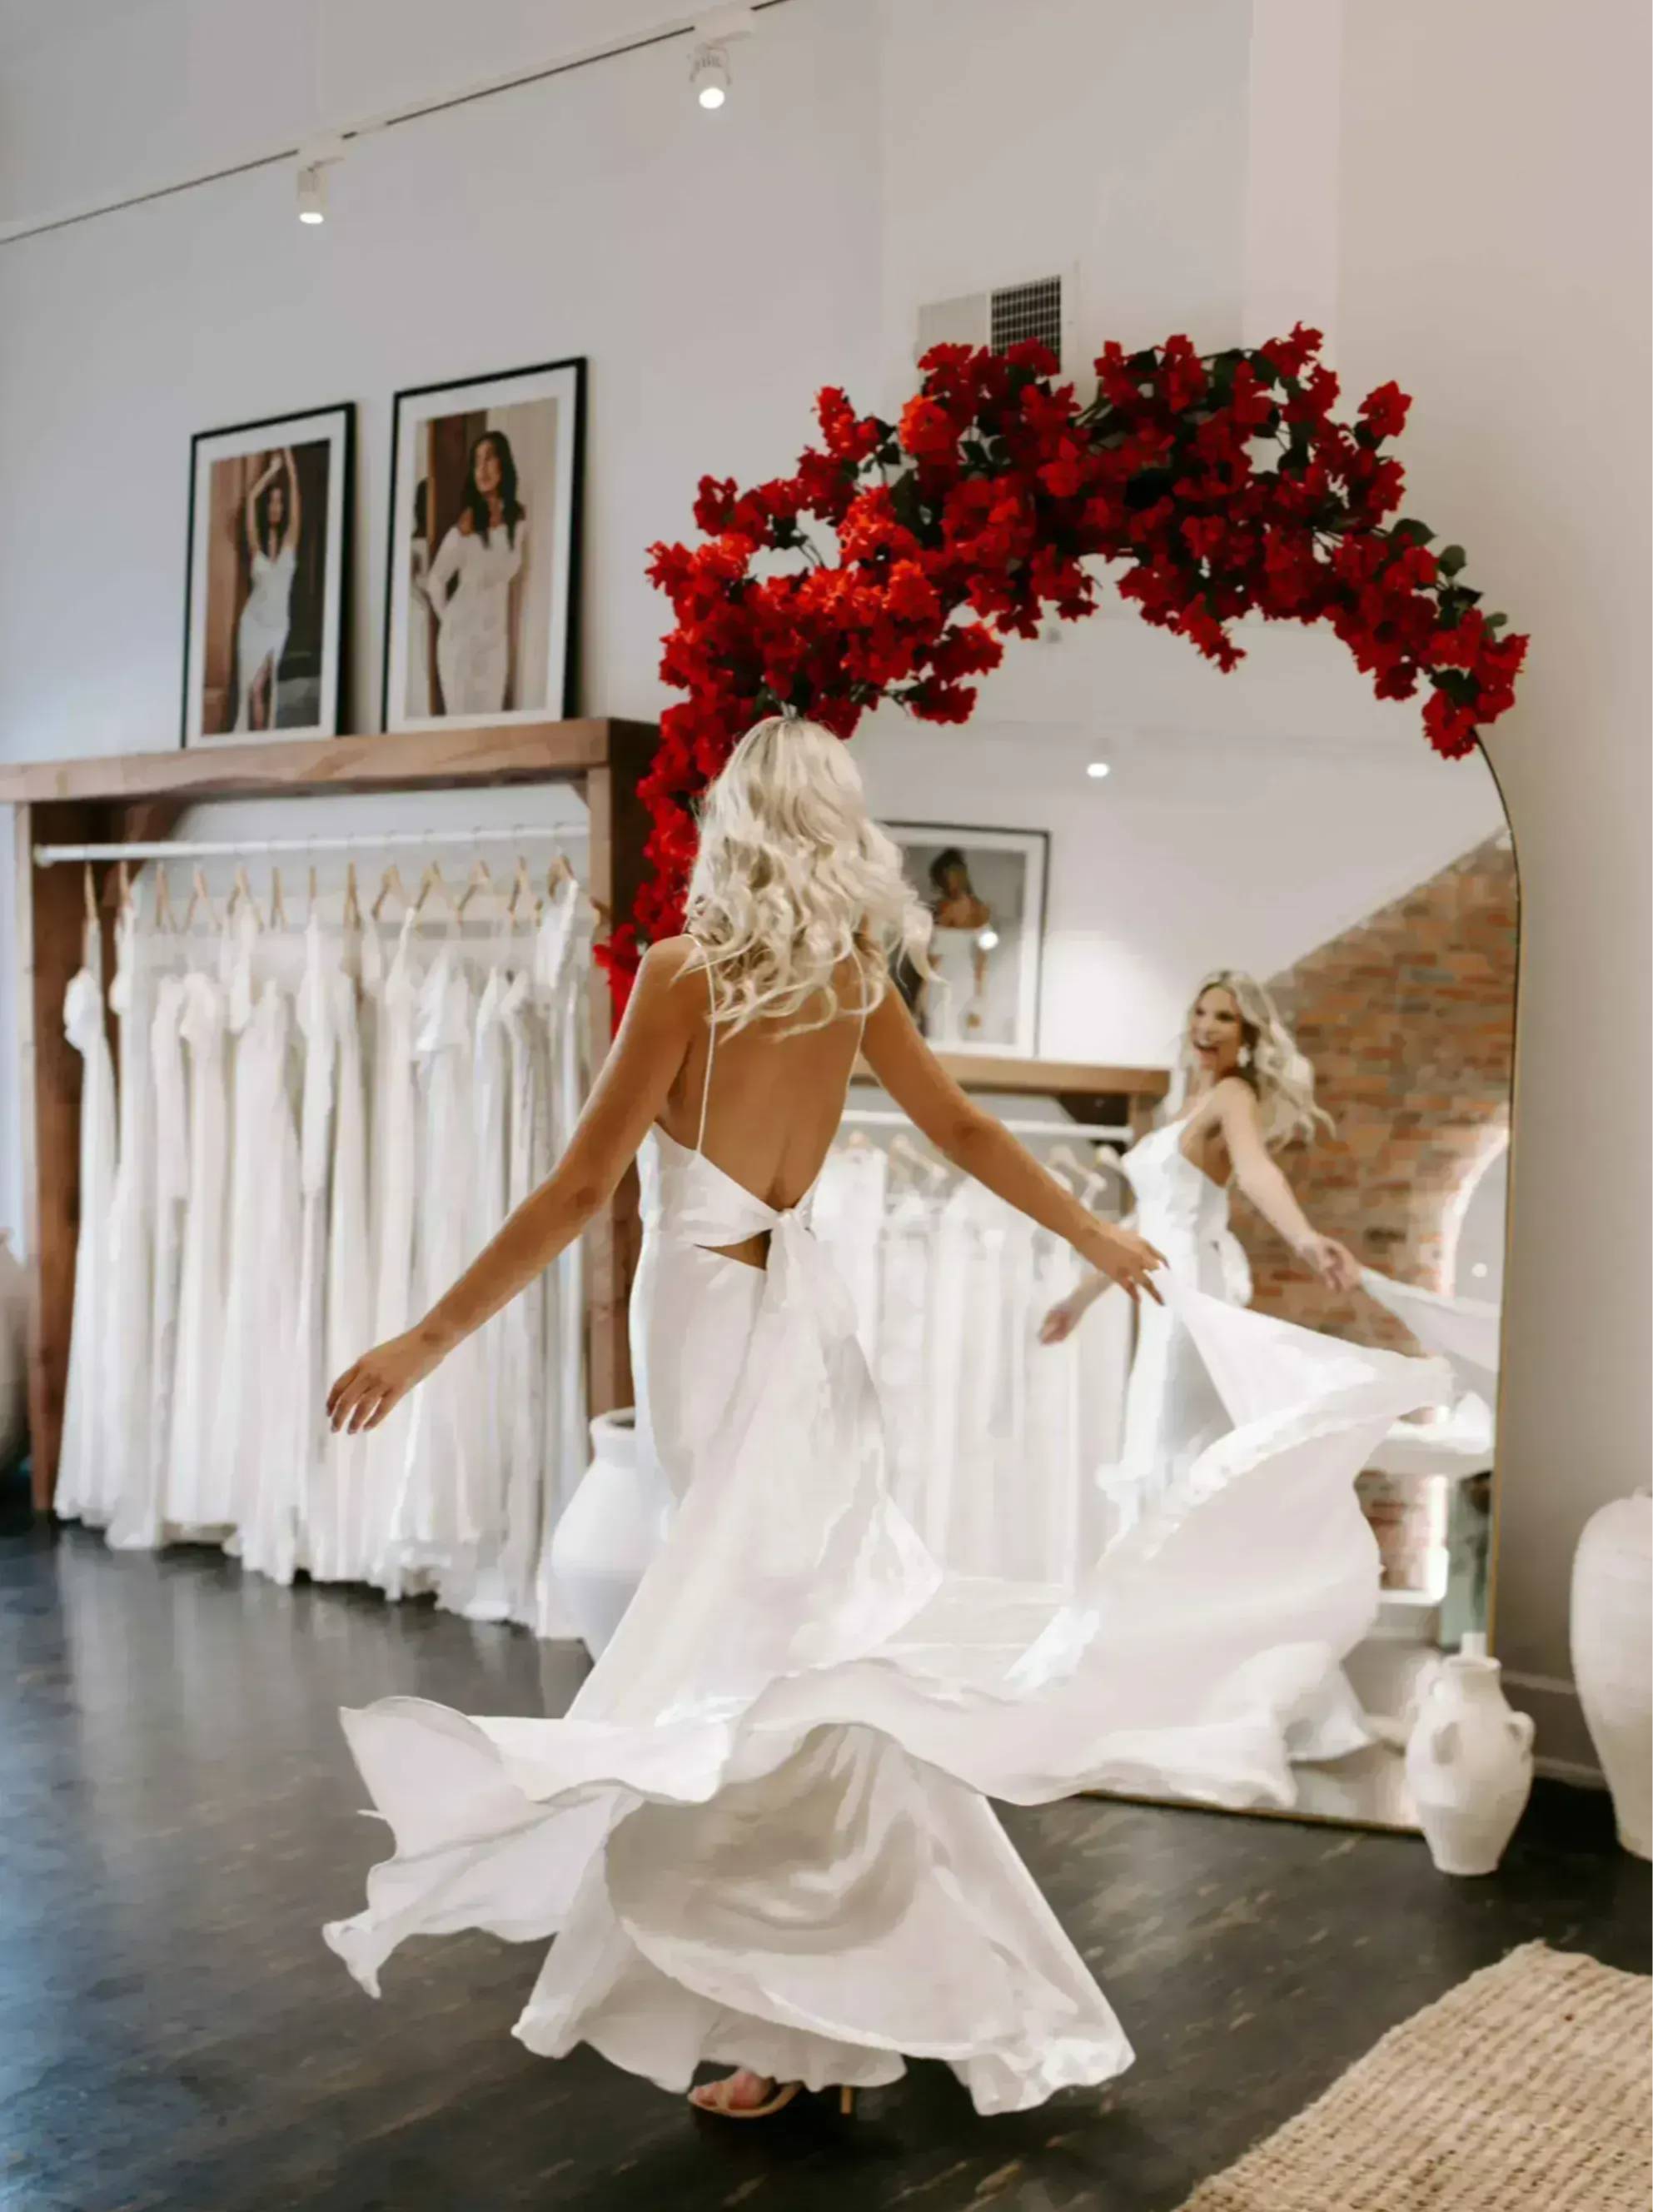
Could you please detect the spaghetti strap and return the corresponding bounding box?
[694,957,717,1157]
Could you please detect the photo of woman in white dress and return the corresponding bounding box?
[426,429,526,718]
[232,447,299,733]
[383,361,585,734]
[183,404,351,747]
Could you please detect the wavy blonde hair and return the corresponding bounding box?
[684,715,931,1034]
[1172,969,1333,1152]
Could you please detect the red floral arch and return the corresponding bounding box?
[602,326,1526,1006]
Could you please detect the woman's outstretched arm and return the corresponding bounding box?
[283,446,301,554]
[327,939,703,1434]
[1214,1078,1359,1289]
[861,989,1163,1302]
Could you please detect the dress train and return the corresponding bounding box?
[326,1098,1448,2110]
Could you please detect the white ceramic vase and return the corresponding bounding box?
[1571,1491,1652,1860]
[0,1232,28,1474]
[1405,1633,1535,1876]
[546,1410,667,1661]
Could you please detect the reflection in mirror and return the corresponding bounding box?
[845,605,1516,1831]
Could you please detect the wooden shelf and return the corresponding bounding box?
[0,717,656,806]
[933,1051,1170,1099]
[856,1050,1170,1100]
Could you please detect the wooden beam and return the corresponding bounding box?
[0,719,658,807]
[580,760,635,1417]
[17,798,112,1508]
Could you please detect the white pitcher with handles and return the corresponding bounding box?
[1405,1632,1535,1876]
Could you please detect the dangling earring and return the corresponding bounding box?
[1239,1044,1253,1069]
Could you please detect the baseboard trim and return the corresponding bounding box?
[1502,1668,1578,1698]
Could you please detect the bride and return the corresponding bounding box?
[325,720,1445,2122]
[1043,971,1361,1527]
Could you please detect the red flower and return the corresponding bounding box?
[621,336,1525,1004]
[1359,381,1412,441]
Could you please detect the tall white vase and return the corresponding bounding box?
[546,1410,668,1660]
[1406,1633,1535,1876]
[1571,1491,1652,1860]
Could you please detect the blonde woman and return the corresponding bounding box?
[1043,972,1359,1522]
[322,728,1441,2125]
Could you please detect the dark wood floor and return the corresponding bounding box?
[2,1489,1646,2212]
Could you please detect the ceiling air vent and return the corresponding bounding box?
[915,271,1072,370]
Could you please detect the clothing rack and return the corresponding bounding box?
[0,715,659,1509]
[32,825,590,868]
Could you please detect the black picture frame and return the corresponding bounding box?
[180,400,356,748]
[381,356,586,732]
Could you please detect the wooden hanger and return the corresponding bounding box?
[371,862,409,922]
[889,1132,949,1190]
[228,864,261,928]
[269,866,287,930]
[184,866,216,933]
[413,860,459,930]
[547,847,576,894]
[457,857,495,918]
[508,854,542,929]
[341,860,362,931]
[306,863,319,919]
[153,865,178,934]
[82,863,97,926]
[117,859,132,915]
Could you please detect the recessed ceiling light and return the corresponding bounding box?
[1086,760,1111,780]
[1470,1262,1489,1279]
[977,927,1000,952]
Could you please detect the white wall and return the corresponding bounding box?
[0,0,1262,1237]
[1338,0,1652,1764]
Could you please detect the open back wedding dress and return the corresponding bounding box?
[326,984,1449,2110]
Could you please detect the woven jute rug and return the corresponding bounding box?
[1179,1943,1651,2212]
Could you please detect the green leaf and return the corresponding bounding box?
[1486,611,1509,630]
[1438,543,1468,577]
[1391,517,1436,546]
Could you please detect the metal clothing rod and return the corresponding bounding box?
[839,1107,1132,1144]
[32,825,589,868]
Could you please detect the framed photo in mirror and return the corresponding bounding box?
[889,823,1048,1058]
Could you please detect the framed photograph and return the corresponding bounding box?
[889,824,1049,1058]
[382,357,585,732]
[182,402,354,747]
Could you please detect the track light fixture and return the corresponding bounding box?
[691,5,754,109]
[296,136,346,227]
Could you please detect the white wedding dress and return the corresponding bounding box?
[1101,1117,1257,1532]
[326,994,1449,2109]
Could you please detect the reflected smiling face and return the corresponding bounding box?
[1188,986,1245,1079]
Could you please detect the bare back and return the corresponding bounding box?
[655,957,868,1215]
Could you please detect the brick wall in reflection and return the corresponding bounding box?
[1231,832,1516,1589]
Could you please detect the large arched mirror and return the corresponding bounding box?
[852,585,1516,1831]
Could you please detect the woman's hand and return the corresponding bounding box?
[326,1328,446,1435]
[1039,1293,1085,1345]
[1297,1233,1361,1293]
[1083,1223,1165,1306]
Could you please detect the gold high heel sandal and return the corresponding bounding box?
[689,2076,857,2120]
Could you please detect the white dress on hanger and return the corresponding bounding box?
[294,916,341,1580]
[391,946,480,1572]
[500,966,549,1627]
[327,995,1449,2110]
[532,878,591,1640]
[428,520,525,717]
[322,944,374,1584]
[57,919,117,1526]
[222,976,305,1587]
[101,900,157,1533]
[361,915,421,1595]
[170,964,232,1532]
[110,973,187,1551]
